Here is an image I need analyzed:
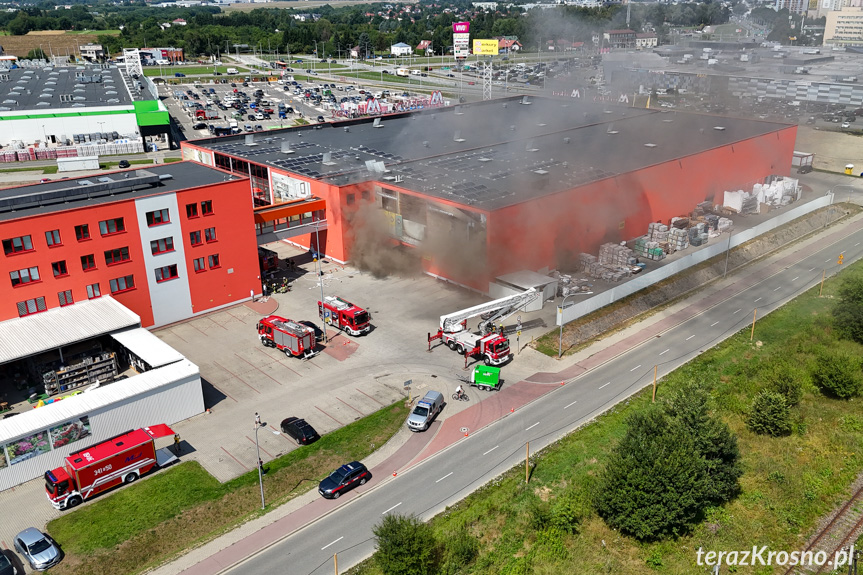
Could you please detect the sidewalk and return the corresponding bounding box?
[148,210,863,575]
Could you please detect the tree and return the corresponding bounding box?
[761,360,805,406]
[810,347,863,399]
[747,390,792,436]
[357,31,371,59]
[25,48,46,60]
[833,273,863,344]
[374,514,439,575]
[595,409,707,541]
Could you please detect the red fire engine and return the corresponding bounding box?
[318,296,371,336]
[44,424,178,510]
[257,315,316,358]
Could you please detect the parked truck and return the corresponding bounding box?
[407,390,444,431]
[195,109,220,120]
[44,425,178,510]
[428,289,538,366]
[318,296,371,336]
[257,315,317,358]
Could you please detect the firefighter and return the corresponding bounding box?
[499,324,505,337]
[173,434,181,455]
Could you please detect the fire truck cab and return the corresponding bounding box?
[318,296,371,336]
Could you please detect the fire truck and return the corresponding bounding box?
[429,289,539,365]
[257,315,316,358]
[44,425,178,510]
[318,296,371,336]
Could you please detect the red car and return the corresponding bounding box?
[262,107,274,114]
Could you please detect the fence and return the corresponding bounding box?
[0,142,143,163]
[557,193,834,326]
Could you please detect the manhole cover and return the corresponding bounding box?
[460,427,469,433]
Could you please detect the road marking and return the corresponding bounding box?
[685,335,695,341]
[710,321,719,327]
[856,243,860,247]
[483,445,499,455]
[754,297,762,303]
[564,400,578,409]
[825,259,831,263]
[659,349,669,356]
[322,537,343,550]
[774,286,781,291]
[525,422,540,431]
[381,502,402,515]
[630,365,641,372]
[792,276,799,281]
[436,472,453,483]
[598,382,611,389]
[733,309,742,314]
[809,267,816,272]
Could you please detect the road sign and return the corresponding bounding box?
[404,379,412,387]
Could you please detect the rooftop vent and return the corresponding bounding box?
[35,102,50,107]
[373,117,383,128]
[563,137,571,144]
[713,126,726,131]
[2,100,16,105]
[502,103,507,109]
[73,96,85,101]
[423,141,429,147]
[453,130,465,143]
[322,152,336,165]
[454,105,463,115]
[520,96,531,105]
[478,157,492,162]
[244,134,256,146]
[343,126,349,132]
[525,140,538,152]
[280,141,295,154]
[644,143,657,148]
[534,169,549,175]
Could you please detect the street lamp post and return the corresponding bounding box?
[314,219,328,342]
[557,293,578,359]
[254,415,265,510]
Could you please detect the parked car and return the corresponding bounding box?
[118,160,131,169]
[14,528,62,571]
[0,551,13,575]
[280,417,320,445]
[317,115,325,123]
[248,114,256,121]
[174,72,186,77]
[298,320,324,342]
[192,122,207,130]
[254,124,264,132]
[255,112,265,120]
[318,461,370,499]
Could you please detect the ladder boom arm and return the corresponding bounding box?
[439,288,538,332]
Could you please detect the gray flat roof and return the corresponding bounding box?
[0,65,136,112]
[188,95,790,211]
[0,163,237,222]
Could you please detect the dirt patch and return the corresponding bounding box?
[1,32,100,58]
[557,205,859,352]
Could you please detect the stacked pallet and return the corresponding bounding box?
[718,217,733,232]
[634,237,666,261]
[598,243,633,267]
[579,250,632,282]
[669,228,689,251]
[688,222,710,246]
[647,222,669,243]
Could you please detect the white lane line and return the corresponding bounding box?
[774,286,781,291]
[483,445,499,456]
[322,537,344,550]
[733,309,742,314]
[659,349,669,356]
[598,382,611,389]
[564,400,578,409]
[856,242,860,247]
[525,422,540,431]
[435,473,453,483]
[710,321,719,327]
[809,267,816,272]
[381,502,402,515]
[825,259,831,263]
[792,276,799,281]
[685,335,695,341]
[630,365,642,372]
[754,297,762,303]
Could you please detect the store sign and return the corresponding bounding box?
[453,21,471,59]
[473,39,499,55]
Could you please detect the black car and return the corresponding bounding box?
[317,115,325,123]
[280,417,320,445]
[248,114,256,121]
[118,160,130,169]
[318,461,370,499]
[0,551,14,575]
[298,320,324,342]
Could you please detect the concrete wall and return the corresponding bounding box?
[557,193,833,326]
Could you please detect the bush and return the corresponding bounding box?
[833,272,863,344]
[747,390,792,436]
[810,348,863,399]
[550,486,590,534]
[374,514,439,575]
[761,360,805,406]
[440,527,478,574]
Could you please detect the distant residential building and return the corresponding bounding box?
[172,18,187,26]
[775,0,809,14]
[496,38,522,52]
[473,1,498,9]
[390,42,413,56]
[604,29,636,48]
[636,32,658,49]
[293,13,312,21]
[79,43,104,61]
[350,46,362,59]
[417,40,433,54]
[824,6,863,46]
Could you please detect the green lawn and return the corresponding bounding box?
[144,65,232,77]
[351,263,863,575]
[48,401,409,575]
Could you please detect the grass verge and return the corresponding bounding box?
[349,265,863,575]
[47,401,409,575]
[144,66,231,77]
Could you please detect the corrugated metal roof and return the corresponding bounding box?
[0,359,199,444]
[109,328,184,368]
[0,297,140,365]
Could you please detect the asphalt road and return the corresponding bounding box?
[226,208,863,575]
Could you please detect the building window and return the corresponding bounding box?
[81,254,96,271]
[155,264,179,283]
[86,283,101,299]
[208,253,220,269]
[75,224,90,241]
[104,247,130,265]
[186,203,199,218]
[193,257,206,272]
[151,237,174,255]
[361,190,370,201]
[145,208,170,227]
[205,227,217,243]
[98,218,125,236]
[45,229,62,247]
[347,193,355,205]
[201,200,213,215]
[52,261,68,277]
[58,290,73,306]
[3,235,33,255]
[10,266,39,286]
[109,275,135,294]
[17,296,46,317]
[190,230,202,246]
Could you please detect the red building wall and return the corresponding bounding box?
[486,127,797,281]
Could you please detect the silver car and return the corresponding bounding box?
[14,528,62,571]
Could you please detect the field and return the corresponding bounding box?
[0,31,101,58]
[351,259,863,575]
[224,0,416,11]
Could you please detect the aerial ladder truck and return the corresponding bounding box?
[428,288,539,365]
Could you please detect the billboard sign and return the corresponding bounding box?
[473,39,499,55]
[453,21,471,59]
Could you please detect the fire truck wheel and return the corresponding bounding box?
[484,357,492,366]
[447,341,456,351]
[124,473,139,484]
[456,345,465,355]
[284,349,292,358]
[67,496,82,508]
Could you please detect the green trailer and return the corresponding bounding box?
[470,365,502,392]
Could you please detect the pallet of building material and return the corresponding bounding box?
[671,217,690,229]
[578,253,597,266]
